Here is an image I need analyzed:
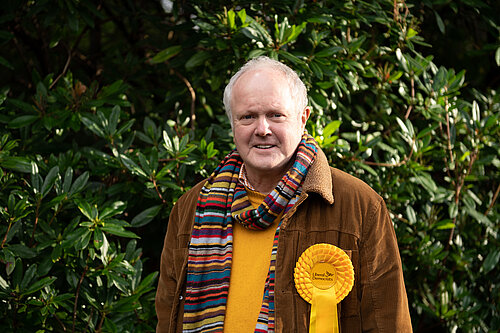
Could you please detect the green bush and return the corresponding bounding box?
[0,1,498,331]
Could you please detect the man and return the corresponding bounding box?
[155,56,412,332]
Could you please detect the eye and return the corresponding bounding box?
[269,113,284,119]
[242,115,253,120]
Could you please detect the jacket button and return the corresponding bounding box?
[179,295,183,300]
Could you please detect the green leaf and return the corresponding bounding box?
[8,244,37,259]
[81,116,106,138]
[120,154,148,179]
[41,166,59,198]
[0,156,32,173]
[323,121,341,138]
[134,271,158,294]
[8,99,36,113]
[38,256,54,276]
[432,66,447,91]
[434,11,445,34]
[185,51,211,70]
[21,277,57,296]
[241,18,273,45]
[411,172,438,193]
[309,61,323,80]
[483,250,500,273]
[116,119,135,136]
[10,257,20,278]
[51,245,62,262]
[63,167,73,194]
[448,202,458,219]
[163,131,174,154]
[227,9,236,29]
[109,105,120,136]
[138,152,151,175]
[75,229,92,250]
[406,206,417,224]
[237,8,246,24]
[102,225,139,239]
[396,117,412,139]
[416,124,438,139]
[93,227,104,249]
[9,115,38,128]
[406,28,418,39]
[131,205,162,227]
[69,171,89,195]
[315,46,343,58]
[0,274,8,290]
[100,201,126,220]
[20,264,37,291]
[76,199,94,221]
[248,49,267,59]
[0,55,14,70]
[434,219,455,230]
[151,45,182,64]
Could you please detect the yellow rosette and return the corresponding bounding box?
[294,243,354,333]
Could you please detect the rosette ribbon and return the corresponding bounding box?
[294,244,354,333]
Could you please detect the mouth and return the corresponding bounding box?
[254,144,276,149]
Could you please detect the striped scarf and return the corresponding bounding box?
[183,133,319,332]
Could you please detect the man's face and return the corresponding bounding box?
[230,68,309,183]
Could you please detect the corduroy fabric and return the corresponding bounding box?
[183,133,318,333]
[155,147,413,333]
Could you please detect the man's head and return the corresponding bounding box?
[223,56,311,190]
[223,56,308,125]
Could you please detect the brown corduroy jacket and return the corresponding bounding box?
[155,149,413,332]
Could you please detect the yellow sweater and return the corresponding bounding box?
[224,189,281,332]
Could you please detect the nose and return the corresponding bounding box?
[255,116,271,136]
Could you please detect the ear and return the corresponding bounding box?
[301,106,311,127]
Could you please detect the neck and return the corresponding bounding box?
[246,175,280,194]
[246,162,293,194]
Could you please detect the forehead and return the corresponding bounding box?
[231,68,292,105]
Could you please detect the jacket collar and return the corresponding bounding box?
[302,148,334,204]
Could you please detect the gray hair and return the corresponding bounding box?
[223,56,308,125]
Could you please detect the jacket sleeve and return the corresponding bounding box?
[155,201,182,333]
[359,198,413,332]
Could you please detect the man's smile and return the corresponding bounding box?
[254,144,276,149]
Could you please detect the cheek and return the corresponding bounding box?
[233,128,251,146]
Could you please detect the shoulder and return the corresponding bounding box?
[328,167,386,221]
[166,179,206,242]
[175,179,206,208]
[330,167,382,203]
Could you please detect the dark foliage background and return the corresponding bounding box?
[0,0,498,332]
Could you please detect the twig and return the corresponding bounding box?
[393,0,398,21]
[49,27,88,90]
[29,199,41,247]
[49,46,72,90]
[151,177,167,204]
[49,203,64,226]
[1,222,12,248]
[404,75,415,119]
[434,148,479,294]
[444,96,454,166]
[53,313,67,331]
[354,138,415,167]
[72,264,89,333]
[485,184,500,216]
[96,312,106,332]
[174,71,196,130]
[83,308,94,333]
